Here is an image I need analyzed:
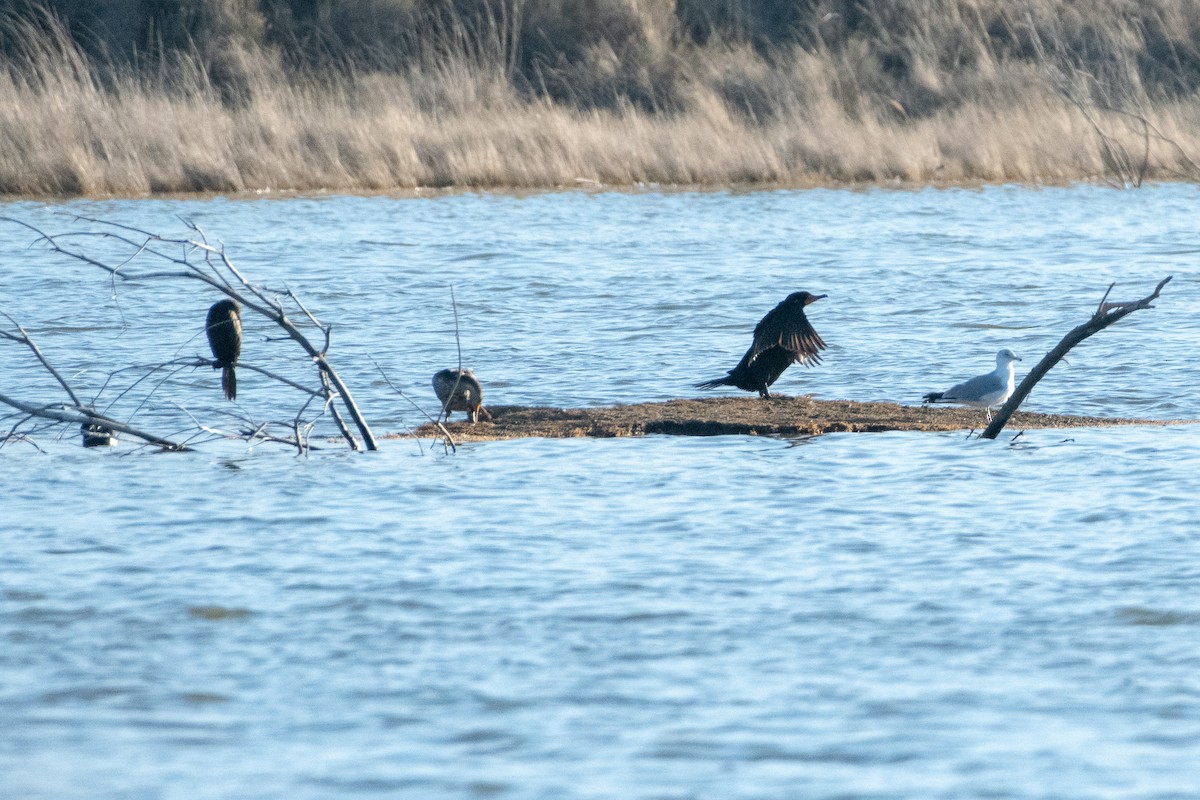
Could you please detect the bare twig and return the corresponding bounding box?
[371,357,455,453]
[1093,282,1116,315]
[1020,12,1194,187]
[0,312,84,407]
[0,429,47,453]
[441,284,465,423]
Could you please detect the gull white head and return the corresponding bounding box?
[995,348,1021,368]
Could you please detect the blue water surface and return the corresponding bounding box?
[2,184,1199,799]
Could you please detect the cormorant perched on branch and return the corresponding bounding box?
[433,368,492,423]
[696,291,827,398]
[205,299,241,401]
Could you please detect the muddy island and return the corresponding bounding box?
[410,396,1186,442]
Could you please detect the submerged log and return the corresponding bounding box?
[408,396,1185,442]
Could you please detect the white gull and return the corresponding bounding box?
[922,349,1022,422]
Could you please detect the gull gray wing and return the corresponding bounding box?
[941,371,1006,402]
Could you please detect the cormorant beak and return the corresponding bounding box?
[807,294,828,305]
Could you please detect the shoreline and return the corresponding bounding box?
[403,397,1192,442]
[2,176,1180,205]
[0,176,1128,204]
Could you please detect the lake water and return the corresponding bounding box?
[2,184,1199,799]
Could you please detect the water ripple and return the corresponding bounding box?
[2,187,1200,800]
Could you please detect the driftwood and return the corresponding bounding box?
[981,276,1172,440]
[0,215,377,452]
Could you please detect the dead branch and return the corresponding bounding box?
[0,312,84,407]
[0,391,188,450]
[0,315,191,450]
[319,369,360,451]
[1,214,378,452]
[1091,103,1200,181]
[981,276,1172,440]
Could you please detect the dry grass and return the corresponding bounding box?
[4,1,1200,196]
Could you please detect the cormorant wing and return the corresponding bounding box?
[748,304,826,367]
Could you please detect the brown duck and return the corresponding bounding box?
[433,368,491,423]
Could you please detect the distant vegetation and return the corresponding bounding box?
[3,0,1200,195]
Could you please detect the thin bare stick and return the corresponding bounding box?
[371,357,455,453]
[1,413,38,448]
[284,287,332,355]
[1091,102,1200,179]
[0,313,83,407]
[0,314,194,449]
[116,361,198,422]
[214,360,322,397]
[441,284,465,423]
[166,400,237,440]
[1093,282,1116,316]
[316,358,376,449]
[293,417,307,455]
[452,285,463,371]
[0,433,47,452]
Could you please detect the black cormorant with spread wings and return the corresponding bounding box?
[696,291,827,398]
[205,299,242,401]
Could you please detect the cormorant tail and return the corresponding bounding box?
[695,376,733,390]
[222,365,237,401]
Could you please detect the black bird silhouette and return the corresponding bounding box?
[696,291,827,398]
[205,299,242,401]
